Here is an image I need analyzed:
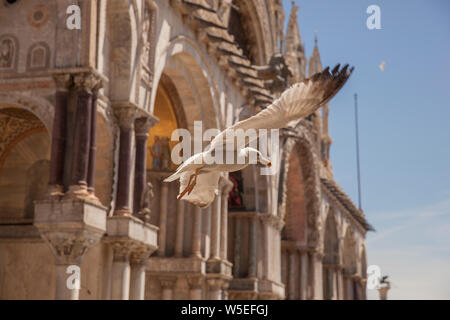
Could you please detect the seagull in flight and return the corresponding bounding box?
[164,64,354,208]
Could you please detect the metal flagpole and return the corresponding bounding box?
[354,93,362,210]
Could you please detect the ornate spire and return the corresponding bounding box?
[284,2,306,82]
[285,3,303,54]
[308,31,322,77]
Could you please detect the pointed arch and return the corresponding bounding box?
[278,123,322,248]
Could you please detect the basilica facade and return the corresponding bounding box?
[0,0,372,300]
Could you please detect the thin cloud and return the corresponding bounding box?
[367,197,450,299]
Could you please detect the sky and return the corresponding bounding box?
[281,0,450,299]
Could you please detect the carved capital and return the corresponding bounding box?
[113,106,137,129]
[52,73,73,92]
[40,230,101,265]
[130,245,153,264]
[135,116,157,136]
[110,240,133,262]
[73,72,102,94]
[187,276,203,289]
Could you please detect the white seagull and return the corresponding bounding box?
[164,64,354,208]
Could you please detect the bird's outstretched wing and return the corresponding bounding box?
[207,64,354,151]
[178,171,221,208]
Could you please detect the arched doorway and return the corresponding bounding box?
[0,108,50,222]
[147,75,184,172]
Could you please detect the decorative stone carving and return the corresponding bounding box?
[27,3,49,29]
[135,116,157,136]
[137,182,153,221]
[52,73,72,92]
[0,92,54,133]
[130,245,154,264]
[113,106,137,129]
[41,231,100,264]
[73,72,102,94]
[0,109,45,163]
[27,42,51,71]
[254,53,292,93]
[0,35,18,71]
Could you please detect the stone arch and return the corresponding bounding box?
[230,0,272,65]
[278,124,322,248]
[0,107,50,222]
[153,36,221,131]
[0,92,54,134]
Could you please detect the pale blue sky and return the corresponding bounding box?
[281,0,450,299]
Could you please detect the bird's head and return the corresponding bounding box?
[258,153,272,167]
[244,148,272,167]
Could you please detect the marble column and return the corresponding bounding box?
[191,206,203,258]
[354,276,362,300]
[113,106,137,215]
[129,247,152,300]
[221,281,229,300]
[299,250,309,300]
[174,200,185,257]
[110,242,132,300]
[68,73,99,197]
[336,266,344,300]
[332,267,339,300]
[248,215,257,278]
[207,279,223,300]
[378,284,390,300]
[233,216,242,277]
[326,267,336,300]
[361,278,367,300]
[219,183,232,260]
[48,73,72,196]
[87,81,103,198]
[288,250,298,300]
[188,277,203,300]
[158,180,169,256]
[133,117,156,214]
[344,275,354,300]
[55,264,79,300]
[311,251,324,300]
[160,278,176,300]
[262,220,270,280]
[210,195,221,260]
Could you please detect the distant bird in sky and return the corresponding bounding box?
[379,61,386,72]
[165,65,354,208]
